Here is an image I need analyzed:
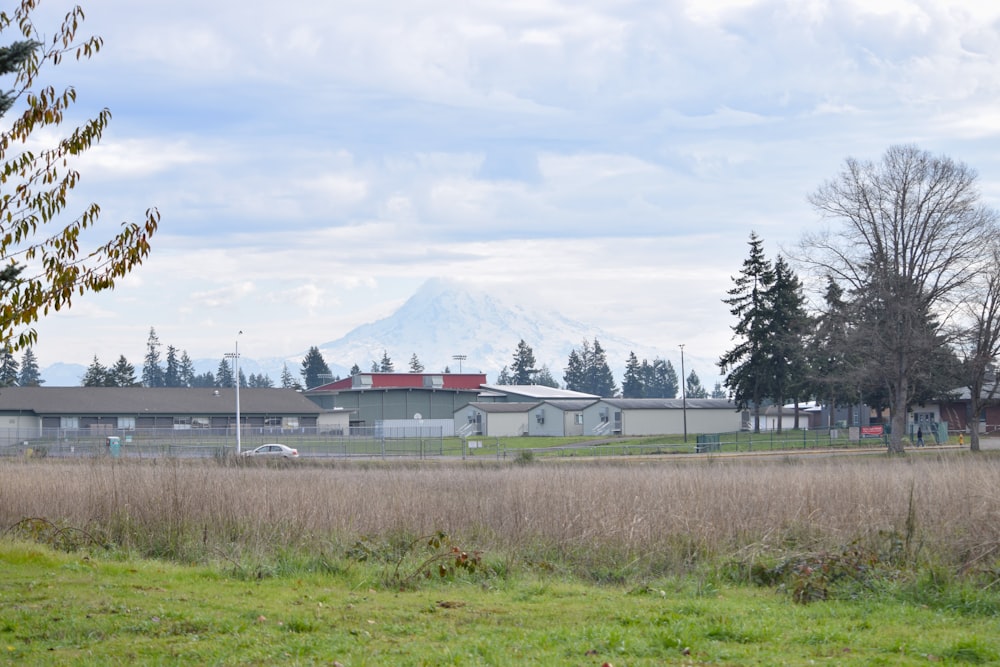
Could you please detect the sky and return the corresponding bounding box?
[10,0,1000,374]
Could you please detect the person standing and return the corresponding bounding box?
[917,426,924,447]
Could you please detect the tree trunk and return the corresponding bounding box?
[968,392,982,452]
[889,381,908,454]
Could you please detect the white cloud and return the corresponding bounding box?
[17,0,1000,375]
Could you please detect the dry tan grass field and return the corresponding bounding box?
[2,451,998,577]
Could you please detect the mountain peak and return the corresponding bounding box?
[311,278,660,381]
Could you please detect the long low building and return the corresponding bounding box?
[456,396,743,438]
[0,386,338,445]
[587,398,742,436]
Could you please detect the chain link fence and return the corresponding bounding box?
[0,425,450,460]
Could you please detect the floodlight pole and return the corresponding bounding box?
[225,331,243,454]
[452,354,467,373]
[679,344,688,443]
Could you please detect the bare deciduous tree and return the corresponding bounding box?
[801,145,997,453]
[955,241,1000,451]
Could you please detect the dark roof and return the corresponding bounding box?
[465,401,540,413]
[541,399,599,411]
[0,387,323,416]
[600,398,736,410]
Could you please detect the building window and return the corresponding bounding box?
[173,416,192,430]
[264,417,282,427]
[118,416,136,430]
[575,414,583,425]
[284,417,299,429]
[191,417,210,429]
[60,417,79,429]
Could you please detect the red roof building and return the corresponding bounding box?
[305,373,489,427]
[314,372,487,392]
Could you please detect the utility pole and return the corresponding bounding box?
[679,344,687,443]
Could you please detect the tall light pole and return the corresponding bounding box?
[452,354,467,373]
[679,344,688,443]
[224,331,243,454]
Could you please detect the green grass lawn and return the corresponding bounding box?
[3,540,997,666]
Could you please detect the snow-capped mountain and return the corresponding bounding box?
[298,278,717,386]
[41,278,723,389]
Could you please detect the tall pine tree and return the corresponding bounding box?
[623,352,644,398]
[379,350,394,372]
[510,340,537,384]
[408,353,424,373]
[179,351,196,388]
[564,338,617,396]
[109,355,137,387]
[142,327,165,387]
[686,369,708,399]
[164,345,181,387]
[0,347,18,386]
[765,256,811,431]
[82,355,111,386]
[586,339,617,397]
[17,347,41,386]
[281,363,299,389]
[215,357,235,387]
[719,232,775,432]
[301,346,331,389]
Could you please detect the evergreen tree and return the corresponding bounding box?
[178,351,196,388]
[586,338,617,397]
[408,353,424,373]
[164,345,181,387]
[238,368,247,388]
[191,371,215,388]
[301,346,331,389]
[370,360,379,372]
[108,355,137,387]
[652,358,679,399]
[718,232,775,432]
[534,365,559,388]
[215,357,235,387]
[248,373,274,388]
[280,363,298,389]
[350,363,361,376]
[711,381,727,399]
[495,365,513,384]
[17,347,42,386]
[510,339,537,384]
[564,338,617,396]
[379,350,395,372]
[0,348,18,386]
[563,349,585,391]
[686,370,708,399]
[807,277,861,426]
[142,327,165,387]
[765,256,811,431]
[81,355,111,386]
[622,351,644,398]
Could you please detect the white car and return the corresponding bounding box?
[242,443,299,459]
